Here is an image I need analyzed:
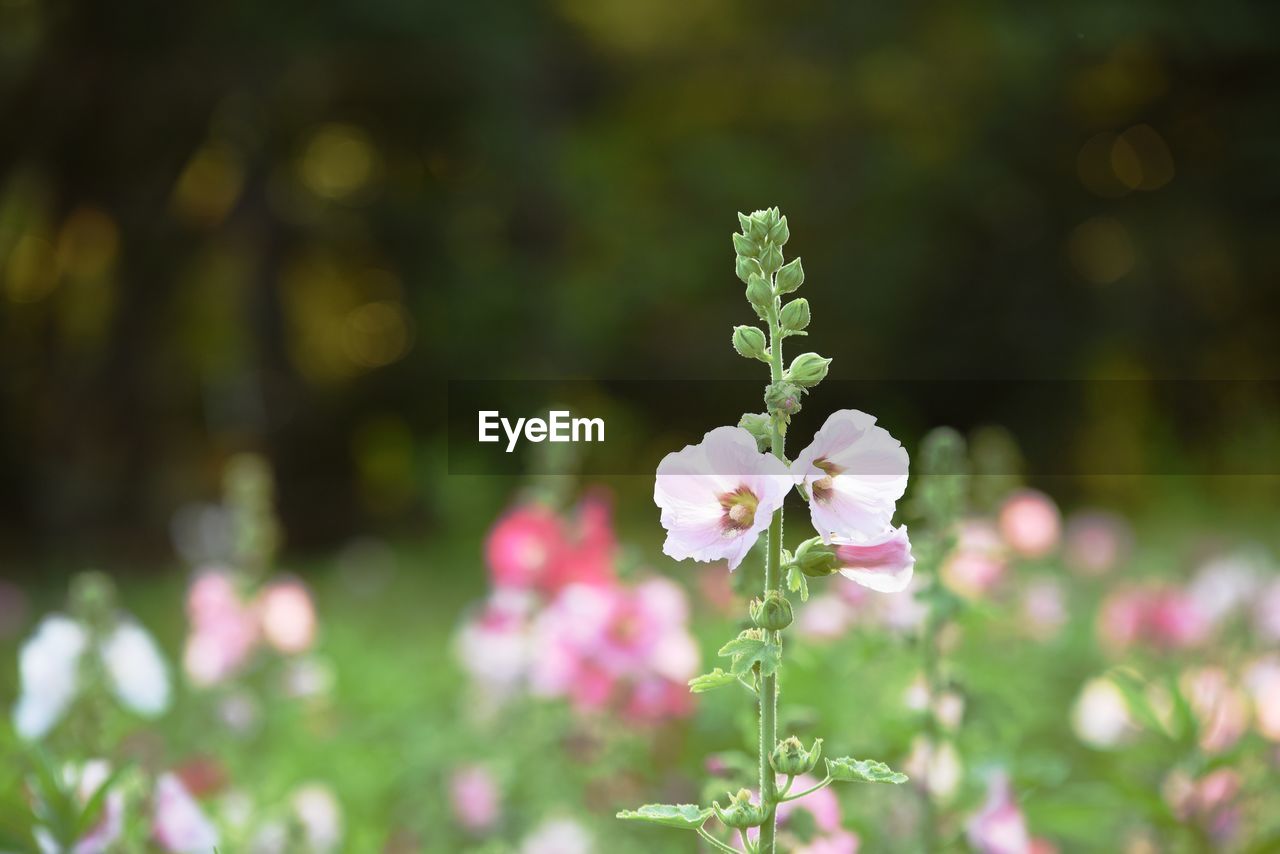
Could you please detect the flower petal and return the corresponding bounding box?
[833,525,915,593]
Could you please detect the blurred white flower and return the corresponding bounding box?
[13,613,170,740]
[904,736,962,803]
[257,579,318,654]
[291,783,343,853]
[152,773,220,853]
[1071,677,1134,749]
[520,817,593,854]
[1188,552,1263,625]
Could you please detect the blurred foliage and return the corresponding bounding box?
[2,0,1280,563]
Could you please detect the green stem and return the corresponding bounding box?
[698,826,740,854]
[758,295,787,854]
[778,775,833,803]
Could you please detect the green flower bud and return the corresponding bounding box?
[750,590,794,631]
[760,244,784,275]
[732,232,758,258]
[736,255,763,284]
[768,215,790,247]
[792,537,839,577]
[770,736,823,776]
[775,257,805,294]
[70,570,117,633]
[732,325,768,361]
[738,211,753,234]
[764,380,803,418]
[785,352,830,389]
[746,210,770,241]
[713,789,768,829]
[738,412,773,451]
[746,273,773,311]
[779,298,810,333]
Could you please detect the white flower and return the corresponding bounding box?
[152,773,220,853]
[520,817,593,854]
[12,613,171,741]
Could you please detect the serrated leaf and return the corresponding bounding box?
[616,803,713,829]
[717,631,782,678]
[825,757,908,785]
[688,668,737,693]
[787,566,809,602]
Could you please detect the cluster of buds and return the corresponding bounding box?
[769,735,823,776]
[731,208,830,428]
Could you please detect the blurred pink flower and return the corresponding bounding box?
[1098,586,1210,654]
[184,571,258,687]
[1063,511,1131,576]
[550,491,618,591]
[796,595,853,642]
[485,505,564,591]
[1164,767,1242,842]
[830,525,915,593]
[1020,580,1067,641]
[454,590,535,692]
[152,773,219,853]
[257,579,317,654]
[1180,667,1250,755]
[791,410,909,544]
[777,774,842,832]
[998,490,1061,559]
[654,426,791,571]
[1244,656,1280,741]
[530,578,698,722]
[941,521,1007,600]
[966,772,1030,854]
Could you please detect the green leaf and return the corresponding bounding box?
[616,803,713,830]
[688,668,737,693]
[786,566,809,602]
[717,630,782,678]
[75,763,129,838]
[825,757,909,785]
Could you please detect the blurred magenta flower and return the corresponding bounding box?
[33,760,124,854]
[966,772,1030,854]
[1163,767,1242,842]
[941,521,1008,600]
[151,773,219,853]
[449,765,501,833]
[791,410,909,544]
[654,426,791,570]
[1063,511,1132,576]
[256,578,318,654]
[519,817,593,854]
[486,504,566,590]
[997,490,1061,559]
[829,525,915,593]
[13,613,170,740]
[1098,586,1211,653]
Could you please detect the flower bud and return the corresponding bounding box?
[792,537,839,578]
[732,326,768,361]
[775,258,805,294]
[760,244,784,275]
[714,789,768,829]
[738,412,773,451]
[745,274,773,311]
[785,353,830,389]
[769,215,789,247]
[779,298,809,333]
[736,255,763,284]
[750,590,794,631]
[746,210,770,241]
[764,380,803,418]
[732,232,758,258]
[770,736,823,776]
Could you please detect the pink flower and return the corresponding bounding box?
[485,505,565,591]
[791,410,909,544]
[830,526,915,593]
[655,426,791,571]
[152,773,219,853]
[1020,580,1067,641]
[256,579,317,654]
[1244,656,1280,741]
[966,772,1030,854]
[448,763,496,829]
[454,590,535,692]
[1063,511,1131,576]
[997,490,1061,559]
[1164,768,1242,842]
[1098,586,1210,654]
[550,491,618,591]
[183,571,258,687]
[1180,667,1250,755]
[796,595,853,641]
[941,521,1008,599]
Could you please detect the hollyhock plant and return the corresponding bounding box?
[450,765,502,833]
[620,209,912,853]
